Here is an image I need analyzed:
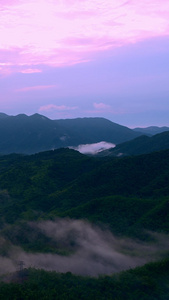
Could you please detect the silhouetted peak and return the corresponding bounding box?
[0,112,9,118]
[30,113,50,121]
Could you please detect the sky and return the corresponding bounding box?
[0,0,169,127]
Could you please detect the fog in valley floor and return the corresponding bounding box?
[0,219,168,277]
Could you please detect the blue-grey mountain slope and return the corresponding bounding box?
[98,130,169,157]
[0,113,142,154]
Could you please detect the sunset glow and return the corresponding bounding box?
[0,0,169,126]
[1,0,169,71]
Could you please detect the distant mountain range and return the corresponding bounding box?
[133,126,169,135]
[0,113,142,154]
[0,112,169,155]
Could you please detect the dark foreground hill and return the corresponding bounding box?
[1,259,169,300]
[99,130,169,157]
[0,113,142,154]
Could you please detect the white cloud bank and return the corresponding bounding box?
[70,141,115,154]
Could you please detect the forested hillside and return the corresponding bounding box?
[99,130,169,157]
[0,148,168,233]
[0,148,168,298]
[0,259,169,299]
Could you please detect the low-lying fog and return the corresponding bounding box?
[69,141,115,154]
[0,219,168,277]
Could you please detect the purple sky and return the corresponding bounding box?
[0,0,169,127]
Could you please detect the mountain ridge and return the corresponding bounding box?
[0,113,142,154]
[134,125,169,135]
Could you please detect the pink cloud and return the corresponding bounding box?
[16,85,57,92]
[85,102,126,115]
[39,104,78,112]
[0,63,13,66]
[0,0,169,72]
[93,102,111,110]
[20,68,42,74]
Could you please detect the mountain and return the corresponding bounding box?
[56,117,141,144]
[0,113,142,154]
[99,130,169,157]
[133,125,169,135]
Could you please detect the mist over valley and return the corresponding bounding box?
[0,219,169,277]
